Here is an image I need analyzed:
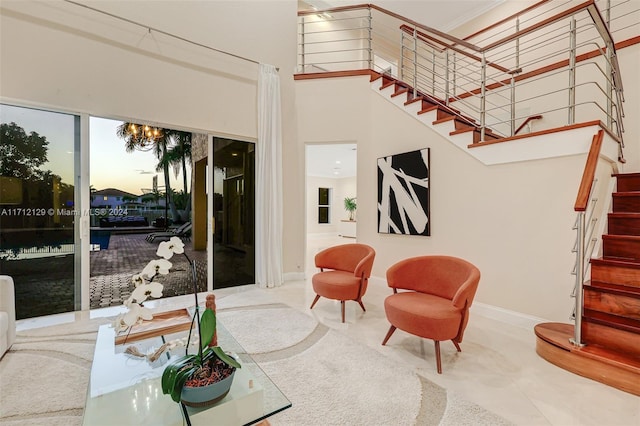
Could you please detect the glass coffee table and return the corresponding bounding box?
[83,317,291,425]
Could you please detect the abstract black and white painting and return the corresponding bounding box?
[377,148,430,236]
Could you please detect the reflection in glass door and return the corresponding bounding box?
[212,137,255,288]
[0,104,80,319]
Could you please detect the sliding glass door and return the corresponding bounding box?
[211,137,255,288]
[0,104,81,319]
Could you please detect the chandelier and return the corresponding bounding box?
[128,123,163,143]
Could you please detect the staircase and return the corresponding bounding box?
[370,72,621,166]
[535,172,640,396]
[374,72,502,144]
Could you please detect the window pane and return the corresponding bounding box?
[318,187,329,205]
[319,206,329,224]
[0,103,80,319]
[212,137,255,288]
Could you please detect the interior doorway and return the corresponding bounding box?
[305,143,357,240]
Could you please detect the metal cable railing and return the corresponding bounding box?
[297,0,631,154]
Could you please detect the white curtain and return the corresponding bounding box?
[256,64,284,288]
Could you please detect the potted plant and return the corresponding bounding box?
[158,240,242,407]
[160,300,241,406]
[110,236,241,408]
[344,197,357,221]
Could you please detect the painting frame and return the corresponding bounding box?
[377,148,430,236]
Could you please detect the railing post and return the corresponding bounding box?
[511,18,520,137]
[568,17,577,125]
[400,32,404,82]
[367,7,373,70]
[300,17,305,73]
[605,1,614,132]
[413,27,418,96]
[510,76,516,136]
[452,52,456,98]
[571,211,585,346]
[480,53,487,141]
[431,51,436,96]
[606,40,613,129]
[445,50,450,106]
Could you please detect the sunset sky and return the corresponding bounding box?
[1,104,187,197]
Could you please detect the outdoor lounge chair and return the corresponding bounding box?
[146,222,192,243]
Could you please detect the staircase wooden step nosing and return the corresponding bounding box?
[586,280,640,296]
[613,172,640,179]
[608,212,640,218]
[590,257,640,268]
[583,314,640,335]
[613,191,640,196]
[602,234,640,241]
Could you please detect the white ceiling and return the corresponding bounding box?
[302,0,504,32]
[306,143,357,178]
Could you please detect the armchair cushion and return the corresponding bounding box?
[384,292,462,341]
[312,270,363,301]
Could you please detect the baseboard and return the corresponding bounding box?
[282,273,549,330]
[471,302,549,330]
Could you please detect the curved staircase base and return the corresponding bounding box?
[535,322,640,396]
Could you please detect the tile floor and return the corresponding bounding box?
[16,235,640,425]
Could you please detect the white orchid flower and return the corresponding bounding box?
[131,274,145,287]
[130,281,164,304]
[156,237,185,259]
[112,314,129,333]
[122,303,153,327]
[141,259,172,279]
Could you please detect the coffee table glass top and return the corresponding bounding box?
[83,317,291,425]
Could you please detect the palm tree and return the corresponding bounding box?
[158,130,191,195]
[116,123,180,222]
[157,130,192,221]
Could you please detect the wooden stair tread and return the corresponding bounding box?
[602,234,640,241]
[535,322,640,374]
[613,172,640,178]
[613,191,640,196]
[583,312,640,334]
[374,74,505,142]
[586,280,640,296]
[609,212,640,217]
[591,257,640,268]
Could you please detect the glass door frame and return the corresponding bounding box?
[207,134,257,290]
[0,99,91,313]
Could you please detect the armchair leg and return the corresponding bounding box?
[435,340,442,374]
[341,301,346,323]
[381,325,397,346]
[357,298,366,312]
[310,294,321,310]
[452,340,461,352]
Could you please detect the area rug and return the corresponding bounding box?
[0,304,510,425]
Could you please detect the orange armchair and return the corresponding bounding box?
[381,256,480,373]
[310,243,376,323]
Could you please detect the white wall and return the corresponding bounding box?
[0,0,306,277]
[296,75,623,322]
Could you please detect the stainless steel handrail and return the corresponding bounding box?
[297,0,630,148]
